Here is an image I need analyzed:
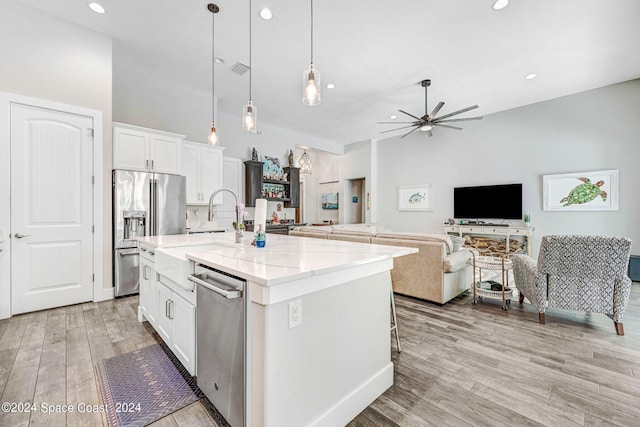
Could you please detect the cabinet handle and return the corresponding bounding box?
[151,159,154,170]
[168,300,174,319]
[165,300,170,318]
[146,159,149,169]
[143,265,149,280]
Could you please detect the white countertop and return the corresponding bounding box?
[139,232,417,286]
[137,233,228,248]
[187,233,416,286]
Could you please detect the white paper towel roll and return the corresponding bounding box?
[254,199,267,234]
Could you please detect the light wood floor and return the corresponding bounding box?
[1,283,639,427]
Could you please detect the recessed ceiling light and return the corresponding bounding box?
[326,83,335,89]
[525,73,537,80]
[214,57,225,64]
[389,115,397,120]
[88,2,105,14]
[259,8,273,20]
[492,0,509,10]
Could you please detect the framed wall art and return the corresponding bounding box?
[542,169,619,211]
[398,184,433,211]
[321,192,339,210]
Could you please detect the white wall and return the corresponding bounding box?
[297,148,341,224]
[113,47,343,160]
[339,140,375,224]
[376,79,640,257]
[0,1,113,302]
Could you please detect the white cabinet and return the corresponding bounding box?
[113,123,184,174]
[156,279,196,375]
[139,250,157,326]
[181,141,224,205]
[445,224,534,256]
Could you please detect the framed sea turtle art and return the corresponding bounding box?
[398,184,433,211]
[542,169,619,211]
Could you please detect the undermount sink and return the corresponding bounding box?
[155,244,224,292]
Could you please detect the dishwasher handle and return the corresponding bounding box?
[189,274,242,299]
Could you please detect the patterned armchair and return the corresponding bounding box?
[512,235,632,335]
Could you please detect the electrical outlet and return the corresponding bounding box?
[288,299,302,329]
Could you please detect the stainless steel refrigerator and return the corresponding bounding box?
[113,170,186,297]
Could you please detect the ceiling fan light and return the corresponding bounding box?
[242,101,257,132]
[421,124,433,131]
[303,64,321,106]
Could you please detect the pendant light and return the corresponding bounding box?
[207,3,220,145]
[302,0,321,106]
[242,0,257,132]
[299,150,312,175]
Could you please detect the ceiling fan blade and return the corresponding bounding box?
[380,124,418,134]
[434,116,483,123]
[434,104,479,121]
[428,101,445,120]
[398,109,423,121]
[433,123,463,130]
[377,121,417,124]
[400,126,421,139]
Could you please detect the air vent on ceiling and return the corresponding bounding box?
[230,61,250,76]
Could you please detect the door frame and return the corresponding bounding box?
[0,91,106,319]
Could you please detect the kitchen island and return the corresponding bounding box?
[137,232,416,427]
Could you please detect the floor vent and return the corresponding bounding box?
[230,61,250,76]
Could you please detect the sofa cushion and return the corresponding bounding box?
[450,235,465,252]
[374,232,453,254]
[443,250,472,273]
[331,229,376,237]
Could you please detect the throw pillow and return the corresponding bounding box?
[450,235,465,252]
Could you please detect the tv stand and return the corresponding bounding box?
[444,224,534,257]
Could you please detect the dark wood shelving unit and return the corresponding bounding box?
[244,160,300,208]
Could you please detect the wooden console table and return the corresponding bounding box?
[444,224,534,257]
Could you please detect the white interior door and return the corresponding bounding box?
[10,103,94,314]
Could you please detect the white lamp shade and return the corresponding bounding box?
[302,64,321,106]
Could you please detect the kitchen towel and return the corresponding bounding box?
[254,198,267,235]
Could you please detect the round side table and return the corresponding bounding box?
[472,254,513,310]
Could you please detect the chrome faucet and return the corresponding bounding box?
[208,188,242,243]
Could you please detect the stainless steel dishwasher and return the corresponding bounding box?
[189,264,246,427]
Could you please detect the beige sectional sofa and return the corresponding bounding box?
[290,225,473,304]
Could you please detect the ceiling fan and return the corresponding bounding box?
[378,79,482,138]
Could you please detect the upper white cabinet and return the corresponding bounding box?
[181,141,224,205]
[113,123,184,174]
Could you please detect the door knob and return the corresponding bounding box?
[14,233,32,239]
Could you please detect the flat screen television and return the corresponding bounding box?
[454,184,522,220]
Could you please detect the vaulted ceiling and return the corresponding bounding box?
[16,0,640,144]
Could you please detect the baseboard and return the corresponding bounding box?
[309,362,394,427]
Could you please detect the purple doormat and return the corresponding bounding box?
[95,344,199,427]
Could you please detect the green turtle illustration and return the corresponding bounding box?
[560,177,607,206]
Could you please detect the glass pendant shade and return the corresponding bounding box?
[242,100,257,132]
[302,64,321,106]
[208,122,219,145]
[299,150,312,175]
